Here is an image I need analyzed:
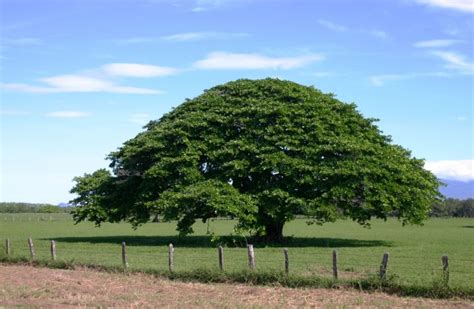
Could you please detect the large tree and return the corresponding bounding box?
[71,78,441,241]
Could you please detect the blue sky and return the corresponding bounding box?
[1,0,473,204]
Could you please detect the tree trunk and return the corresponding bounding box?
[264,221,284,242]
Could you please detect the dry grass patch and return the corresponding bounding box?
[1,265,473,308]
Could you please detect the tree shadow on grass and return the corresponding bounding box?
[462,225,474,228]
[45,235,392,248]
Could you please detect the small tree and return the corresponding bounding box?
[71,78,441,241]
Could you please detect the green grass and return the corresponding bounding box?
[0,214,473,296]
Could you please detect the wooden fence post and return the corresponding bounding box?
[283,248,289,275]
[28,238,35,260]
[332,249,338,280]
[50,240,57,261]
[218,246,224,271]
[442,255,449,284]
[168,243,174,273]
[122,241,128,269]
[247,244,255,270]
[5,239,11,256]
[379,252,389,279]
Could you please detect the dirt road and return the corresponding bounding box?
[0,264,472,308]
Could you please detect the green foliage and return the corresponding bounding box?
[38,205,65,213]
[430,198,474,217]
[0,202,70,213]
[70,78,441,240]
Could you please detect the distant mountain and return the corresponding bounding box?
[439,179,474,199]
[57,202,71,207]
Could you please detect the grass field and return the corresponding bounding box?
[0,214,473,292]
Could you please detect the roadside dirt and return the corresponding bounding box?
[0,264,472,308]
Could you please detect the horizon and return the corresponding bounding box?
[1,0,473,204]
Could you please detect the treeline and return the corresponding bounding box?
[1,199,472,217]
[430,198,474,217]
[0,202,71,213]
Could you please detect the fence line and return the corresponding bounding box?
[218,246,224,271]
[50,240,57,261]
[0,238,458,286]
[332,249,338,279]
[27,238,35,259]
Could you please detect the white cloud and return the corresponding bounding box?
[431,51,474,74]
[369,72,451,86]
[115,37,156,45]
[193,52,323,70]
[371,51,474,84]
[129,113,151,125]
[317,20,388,39]
[444,28,461,36]
[2,83,57,93]
[191,0,248,12]
[45,111,90,118]
[42,75,162,94]
[317,19,347,32]
[192,0,221,11]
[106,86,163,94]
[102,63,179,77]
[3,73,163,94]
[414,39,462,48]
[162,32,209,41]
[425,160,474,181]
[415,0,474,12]
[116,32,249,44]
[161,31,248,42]
[2,61,178,94]
[42,75,113,92]
[369,74,417,86]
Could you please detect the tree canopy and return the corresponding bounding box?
[71,78,441,241]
